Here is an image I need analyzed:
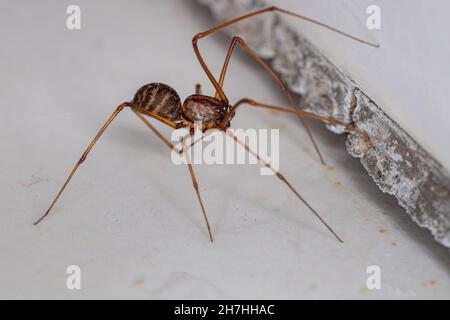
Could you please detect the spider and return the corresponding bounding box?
[34,6,378,243]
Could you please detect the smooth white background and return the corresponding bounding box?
[0,0,449,299]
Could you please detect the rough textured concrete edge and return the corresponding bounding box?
[197,0,450,248]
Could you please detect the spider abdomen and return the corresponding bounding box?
[132,83,182,121]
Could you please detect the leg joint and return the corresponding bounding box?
[232,35,245,43]
[192,33,202,44]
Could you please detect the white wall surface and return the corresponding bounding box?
[0,0,449,299]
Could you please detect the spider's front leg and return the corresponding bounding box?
[193,31,326,165]
[192,6,378,165]
[221,98,352,131]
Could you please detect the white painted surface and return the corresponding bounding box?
[0,0,449,299]
[271,0,450,172]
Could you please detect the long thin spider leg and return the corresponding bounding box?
[229,99,434,158]
[34,103,129,225]
[181,95,353,157]
[134,110,192,157]
[192,4,380,101]
[194,6,378,51]
[226,99,433,158]
[134,111,174,149]
[223,99,432,170]
[133,112,214,242]
[128,103,184,129]
[225,129,343,243]
[216,37,292,103]
[215,35,326,165]
[193,6,378,162]
[222,98,353,130]
[181,138,214,242]
[177,131,210,156]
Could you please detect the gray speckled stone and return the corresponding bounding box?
[197,0,450,248]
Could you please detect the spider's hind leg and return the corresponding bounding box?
[34,102,130,225]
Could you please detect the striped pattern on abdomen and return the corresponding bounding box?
[132,83,182,121]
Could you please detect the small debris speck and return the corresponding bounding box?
[378,226,387,234]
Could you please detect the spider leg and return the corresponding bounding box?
[221,98,353,130]
[202,34,327,165]
[181,94,354,157]
[181,138,214,242]
[215,36,291,103]
[193,6,378,163]
[134,111,174,149]
[130,104,185,129]
[225,129,343,243]
[134,112,214,242]
[34,103,130,225]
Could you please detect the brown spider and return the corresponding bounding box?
[34,7,378,243]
